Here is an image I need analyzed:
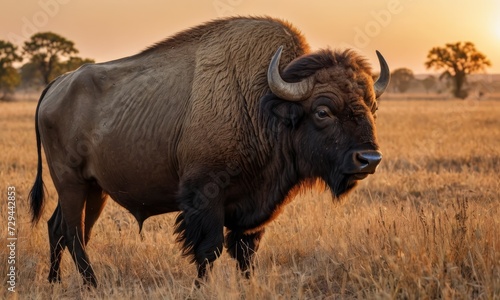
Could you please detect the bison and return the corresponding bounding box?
[28,16,389,287]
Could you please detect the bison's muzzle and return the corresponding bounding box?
[343,150,382,179]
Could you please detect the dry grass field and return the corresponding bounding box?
[1,98,499,299]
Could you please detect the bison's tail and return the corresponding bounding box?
[29,80,56,225]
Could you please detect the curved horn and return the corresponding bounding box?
[267,46,314,101]
[374,50,390,98]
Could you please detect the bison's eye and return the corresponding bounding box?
[317,110,328,118]
[314,106,333,120]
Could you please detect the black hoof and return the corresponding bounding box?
[194,277,206,288]
[83,276,98,288]
[48,276,61,284]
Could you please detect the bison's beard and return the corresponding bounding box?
[327,172,359,199]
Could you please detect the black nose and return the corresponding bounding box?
[345,150,382,174]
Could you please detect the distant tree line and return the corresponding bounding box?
[389,41,491,99]
[389,69,440,94]
[0,32,94,100]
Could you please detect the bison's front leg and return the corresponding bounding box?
[174,183,225,281]
[225,229,265,277]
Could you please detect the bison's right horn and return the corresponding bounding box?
[267,46,314,102]
[374,50,390,98]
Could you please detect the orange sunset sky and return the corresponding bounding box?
[1,0,499,74]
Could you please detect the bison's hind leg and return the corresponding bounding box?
[50,181,100,287]
[84,183,107,245]
[47,182,105,286]
[225,229,265,277]
[47,204,65,283]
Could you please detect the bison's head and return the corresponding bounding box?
[262,46,390,198]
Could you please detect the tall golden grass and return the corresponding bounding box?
[1,99,499,299]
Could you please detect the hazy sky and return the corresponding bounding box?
[1,0,499,74]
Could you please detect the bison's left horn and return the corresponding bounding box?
[374,50,390,98]
[267,46,314,101]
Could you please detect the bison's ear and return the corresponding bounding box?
[269,100,304,128]
[260,94,304,129]
[273,101,304,126]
